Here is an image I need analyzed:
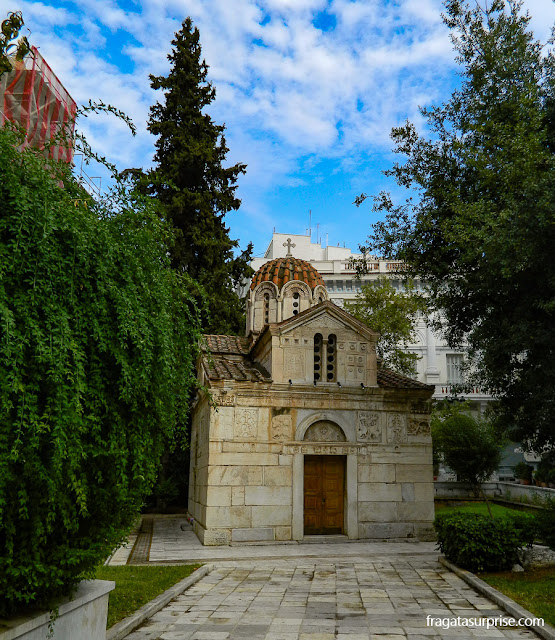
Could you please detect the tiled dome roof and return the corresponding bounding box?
[250,257,326,291]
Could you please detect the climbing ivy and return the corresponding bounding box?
[0,125,204,616]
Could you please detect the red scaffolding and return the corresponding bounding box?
[0,45,77,162]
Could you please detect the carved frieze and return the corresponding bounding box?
[271,414,292,440]
[357,411,382,442]
[407,418,431,436]
[234,408,258,438]
[387,413,407,444]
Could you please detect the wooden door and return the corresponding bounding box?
[304,455,345,535]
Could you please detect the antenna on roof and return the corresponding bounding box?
[309,210,312,239]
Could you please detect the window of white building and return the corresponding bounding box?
[446,354,464,384]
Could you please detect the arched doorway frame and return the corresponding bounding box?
[292,412,358,540]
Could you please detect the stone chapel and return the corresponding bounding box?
[188,252,435,545]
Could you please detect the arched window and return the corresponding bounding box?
[314,333,322,381]
[326,334,337,381]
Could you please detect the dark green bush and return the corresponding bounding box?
[0,126,203,616]
[535,502,555,551]
[434,512,536,573]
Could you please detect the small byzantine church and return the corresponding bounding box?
[188,245,435,545]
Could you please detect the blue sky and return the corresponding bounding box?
[4,0,554,257]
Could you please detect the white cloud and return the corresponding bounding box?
[0,0,553,249]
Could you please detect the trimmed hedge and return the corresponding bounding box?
[434,512,536,573]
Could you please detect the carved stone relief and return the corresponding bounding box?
[304,316,344,329]
[271,414,292,440]
[303,420,346,442]
[217,407,234,439]
[284,349,305,378]
[387,413,407,444]
[357,411,382,442]
[234,408,258,438]
[407,418,431,436]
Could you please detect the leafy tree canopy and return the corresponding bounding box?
[0,123,203,616]
[146,17,253,336]
[346,276,427,377]
[0,11,29,75]
[358,0,555,450]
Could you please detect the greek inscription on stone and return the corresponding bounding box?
[357,411,382,442]
[215,392,236,406]
[387,413,407,444]
[234,408,258,438]
[271,415,292,440]
[283,443,366,456]
[407,418,431,436]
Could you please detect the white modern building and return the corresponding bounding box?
[247,232,491,411]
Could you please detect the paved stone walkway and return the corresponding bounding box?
[122,559,541,640]
[110,517,440,566]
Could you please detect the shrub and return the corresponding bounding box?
[514,462,533,481]
[0,126,203,616]
[434,512,536,573]
[535,501,555,551]
[433,412,502,488]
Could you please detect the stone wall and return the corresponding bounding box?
[435,481,555,503]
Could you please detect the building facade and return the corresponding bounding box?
[189,256,435,545]
[246,232,491,412]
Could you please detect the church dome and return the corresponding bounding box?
[250,257,326,291]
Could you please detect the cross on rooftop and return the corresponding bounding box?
[283,238,296,257]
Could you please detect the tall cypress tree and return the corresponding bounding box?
[147,17,252,336]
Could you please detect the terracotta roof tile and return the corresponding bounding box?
[377,367,434,390]
[203,334,250,355]
[250,257,325,291]
[203,354,271,383]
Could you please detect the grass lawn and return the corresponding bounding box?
[434,501,534,518]
[95,564,201,629]
[481,567,555,628]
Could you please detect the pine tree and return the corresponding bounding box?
[147,17,252,335]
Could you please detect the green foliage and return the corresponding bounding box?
[535,498,555,551]
[146,17,253,335]
[432,402,503,488]
[0,125,203,617]
[346,276,426,376]
[514,462,533,481]
[434,511,536,572]
[0,11,30,76]
[359,0,555,450]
